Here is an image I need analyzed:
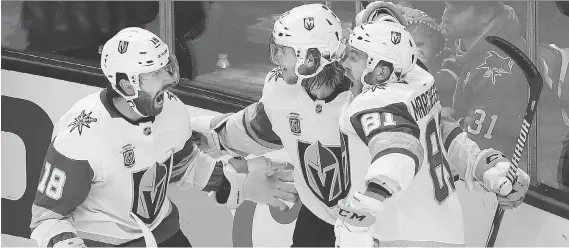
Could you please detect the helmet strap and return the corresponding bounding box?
[127,100,149,118]
[293,51,331,79]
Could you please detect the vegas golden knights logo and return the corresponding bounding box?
[118,41,129,54]
[298,140,350,207]
[122,144,136,168]
[391,31,401,45]
[304,17,315,31]
[131,156,172,224]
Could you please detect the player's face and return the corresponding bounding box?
[441,2,482,39]
[341,47,368,94]
[134,56,180,116]
[409,24,439,63]
[270,38,299,83]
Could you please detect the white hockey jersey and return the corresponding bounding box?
[30,89,205,246]
[213,68,367,225]
[339,66,468,245]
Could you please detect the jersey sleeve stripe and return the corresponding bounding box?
[372,147,422,175]
[366,124,421,144]
[242,102,284,150]
[34,144,94,216]
[369,132,423,175]
[365,181,393,202]
[48,232,79,247]
[440,111,463,151]
[170,140,196,183]
[350,102,420,145]
[444,127,463,151]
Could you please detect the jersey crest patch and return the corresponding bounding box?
[131,155,172,224]
[68,110,97,135]
[298,140,350,207]
[476,50,514,84]
[122,144,136,168]
[287,113,302,136]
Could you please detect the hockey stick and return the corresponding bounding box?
[484,36,544,247]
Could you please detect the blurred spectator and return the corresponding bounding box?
[395,5,452,106]
[438,0,531,172]
[398,5,446,71]
[439,1,569,189]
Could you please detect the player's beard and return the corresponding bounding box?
[133,90,165,117]
[280,66,298,85]
[301,61,345,94]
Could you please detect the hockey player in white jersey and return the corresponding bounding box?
[332,19,531,247]
[29,27,297,247]
[191,3,362,247]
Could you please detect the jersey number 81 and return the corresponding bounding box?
[425,118,455,204]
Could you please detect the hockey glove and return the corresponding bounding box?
[31,219,86,248]
[333,192,382,248]
[471,149,531,209]
[190,114,233,158]
[222,157,297,210]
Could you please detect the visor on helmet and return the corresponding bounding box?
[270,35,345,75]
[269,35,289,66]
[338,40,366,64]
[139,53,181,88]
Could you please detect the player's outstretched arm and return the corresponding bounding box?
[191,101,284,158]
[440,110,530,209]
[30,140,91,248]
[190,69,286,158]
[171,140,297,210]
[355,104,424,202]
